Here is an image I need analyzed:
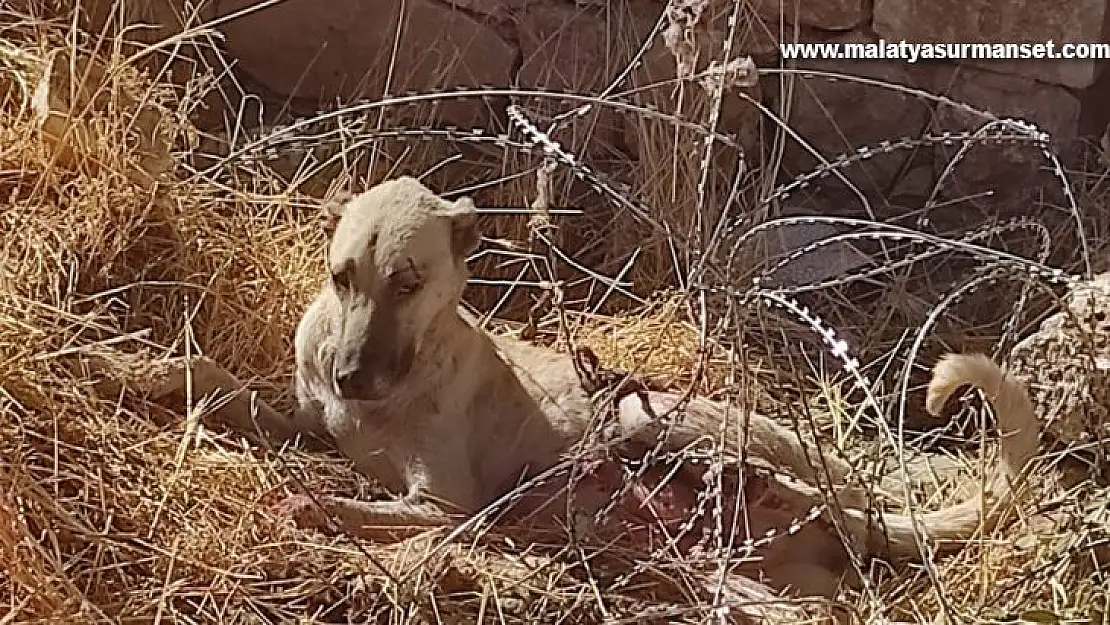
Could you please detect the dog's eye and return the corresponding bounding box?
[331,265,353,290]
[389,267,423,297]
[393,274,423,297]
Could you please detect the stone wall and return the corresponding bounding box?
[95,0,1107,200]
[76,0,1110,301]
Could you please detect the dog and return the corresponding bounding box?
[140,176,1041,604]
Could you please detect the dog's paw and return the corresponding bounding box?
[272,494,336,532]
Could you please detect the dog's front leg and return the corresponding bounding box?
[84,350,307,446]
[146,355,304,446]
[276,492,454,540]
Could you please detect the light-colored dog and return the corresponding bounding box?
[144,176,1041,598]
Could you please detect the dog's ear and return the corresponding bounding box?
[445,197,480,259]
[320,190,354,237]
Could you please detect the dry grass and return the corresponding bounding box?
[0,11,783,624]
[1,4,1109,625]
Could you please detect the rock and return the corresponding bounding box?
[888,160,937,202]
[755,217,872,288]
[630,3,767,149]
[517,1,662,92]
[515,1,765,162]
[929,64,1081,209]
[216,0,516,128]
[515,2,660,155]
[445,0,522,18]
[751,0,866,31]
[931,65,1080,144]
[1080,65,1110,137]
[773,30,934,202]
[1008,273,1110,452]
[685,1,783,60]
[874,0,1109,89]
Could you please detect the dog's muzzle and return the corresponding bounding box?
[332,347,415,401]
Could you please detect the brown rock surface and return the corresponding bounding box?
[514,1,765,159]
[517,2,660,92]
[444,0,523,18]
[929,64,1080,207]
[216,0,516,127]
[1008,272,1110,452]
[874,0,1110,89]
[751,0,866,31]
[775,31,934,200]
[515,2,660,155]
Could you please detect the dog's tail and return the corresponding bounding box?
[841,352,1040,559]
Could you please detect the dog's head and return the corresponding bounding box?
[323,176,479,401]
